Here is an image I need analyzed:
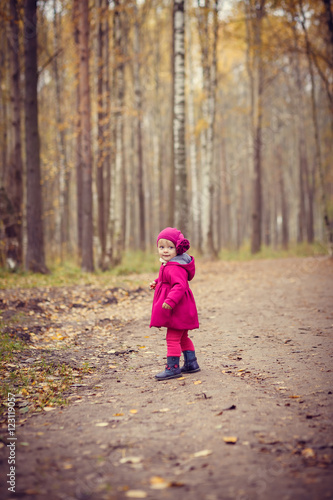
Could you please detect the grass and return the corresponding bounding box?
[0,243,327,290]
[0,327,93,421]
[218,241,327,261]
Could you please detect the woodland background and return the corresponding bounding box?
[0,0,332,273]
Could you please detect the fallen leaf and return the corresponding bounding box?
[223,436,238,444]
[129,409,138,414]
[302,448,316,459]
[125,490,147,498]
[193,380,202,385]
[113,413,124,416]
[150,476,171,489]
[63,463,73,469]
[193,449,213,458]
[289,395,301,399]
[120,456,143,464]
[95,422,109,427]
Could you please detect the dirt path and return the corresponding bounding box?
[1,257,333,500]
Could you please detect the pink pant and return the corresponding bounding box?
[166,328,195,357]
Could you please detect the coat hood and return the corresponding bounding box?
[166,253,196,281]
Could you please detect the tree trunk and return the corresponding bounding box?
[291,18,313,243]
[245,0,265,254]
[277,145,289,250]
[73,0,83,261]
[97,0,106,268]
[197,0,219,257]
[110,0,125,265]
[78,0,94,271]
[300,1,333,255]
[187,13,200,249]
[24,0,48,273]
[53,0,70,261]
[172,0,187,233]
[134,1,146,250]
[8,0,23,267]
[103,1,111,259]
[153,6,164,234]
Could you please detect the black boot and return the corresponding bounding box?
[181,350,200,373]
[155,356,182,381]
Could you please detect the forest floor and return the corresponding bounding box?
[0,256,333,500]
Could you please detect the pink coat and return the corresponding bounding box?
[150,256,199,330]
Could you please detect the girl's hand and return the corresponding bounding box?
[162,302,172,310]
[150,281,157,290]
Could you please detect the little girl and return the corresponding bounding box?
[150,227,200,380]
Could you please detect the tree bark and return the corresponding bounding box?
[245,0,265,254]
[53,0,70,261]
[172,0,187,233]
[196,0,219,257]
[24,0,48,273]
[8,0,23,266]
[187,12,200,249]
[300,0,333,255]
[73,0,83,261]
[134,1,146,250]
[97,0,106,268]
[110,0,125,265]
[78,0,94,271]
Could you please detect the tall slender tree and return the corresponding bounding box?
[24,0,48,273]
[173,0,187,233]
[245,0,265,254]
[96,0,106,268]
[8,0,23,266]
[78,0,94,271]
[134,0,146,250]
[73,0,83,260]
[53,0,70,260]
[196,0,219,257]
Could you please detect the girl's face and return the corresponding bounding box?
[158,239,177,262]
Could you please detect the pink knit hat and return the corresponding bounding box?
[156,227,190,255]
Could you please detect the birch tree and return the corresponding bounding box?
[196,0,219,257]
[173,0,187,233]
[108,0,125,265]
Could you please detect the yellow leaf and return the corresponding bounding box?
[125,491,147,498]
[129,409,138,414]
[223,436,238,444]
[289,395,300,399]
[193,449,213,458]
[150,476,171,490]
[193,380,202,385]
[302,448,316,459]
[120,456,143,464]
[95,422,109,427]
[63,463,73,469]
[113,413,124,416]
